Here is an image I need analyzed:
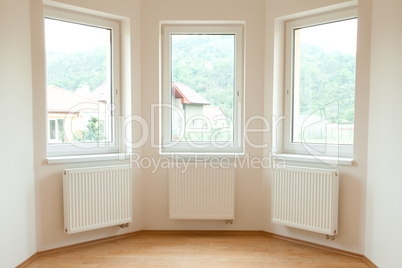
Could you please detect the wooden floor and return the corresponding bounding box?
[26,232,369,268]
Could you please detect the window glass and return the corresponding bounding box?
[45,18,112,145]
[49,120,56,140]
[57,118,65,143]
[162,24,244,154]
[292,18,357,145]
[170,34,235,143]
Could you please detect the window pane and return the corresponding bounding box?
[171,34,235,142]
[49,120,56,140]
[57,119,65,143]
[45,18,112,144]
[292,18,357,145]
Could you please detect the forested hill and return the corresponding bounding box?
[170,35,355,123]
[171,35,235,119]
[298,43,356,123]
[45,39,356,124]
[46,46,107,92]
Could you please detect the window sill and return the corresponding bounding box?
[47,153,131,164]
[275,153,354,166]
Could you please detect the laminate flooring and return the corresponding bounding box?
[26,232,370,267]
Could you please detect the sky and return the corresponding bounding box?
[45,18,110,53]
[298,18,357,55]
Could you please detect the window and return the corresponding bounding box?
[48,119,65,143]
[284,9,357,157]
[161,24,244,154]
[44,7,120,156]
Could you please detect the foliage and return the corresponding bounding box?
[171,37,356,124]
[73,117,106,142]
[298,44,356,123]
[171,35,235,119]
[46,46,107,92]
[46,36,356,126]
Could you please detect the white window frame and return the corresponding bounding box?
[284,8,357,158]
[44,7,121,157]
[160,23,245,155]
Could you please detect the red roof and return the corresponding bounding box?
[172,82,210,105]
[47,85,105,113]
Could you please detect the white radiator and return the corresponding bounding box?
[272,166,339,236]
[169,163,236,220]
[63,165,132,234]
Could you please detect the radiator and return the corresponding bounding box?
[169,163,236,220]
[63,165,132,234]
[272,166,339,236]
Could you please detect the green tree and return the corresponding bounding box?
[73,117,106,142]
[171,35,235,119]
[46,46,107,92]
[298,44,356,123]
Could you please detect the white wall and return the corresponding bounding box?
[0,0,37,266]
[30,0,143,251]
[263,0,371,254]
[365,0,402,267]
[29,0,372,254]
[6,0,402,264]
[141,0,266,230]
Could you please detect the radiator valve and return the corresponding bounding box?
[325,235,336,240]
[225,220,233,224]
[120,223,129,228]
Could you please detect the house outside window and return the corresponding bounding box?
[44,7,120,156]
[161,23,245,154]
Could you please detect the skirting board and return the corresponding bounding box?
[17,230,378,268]
[362,256,380,268]
[15,253,38,268]
[16,231,141,267]
[262,232,378,268]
